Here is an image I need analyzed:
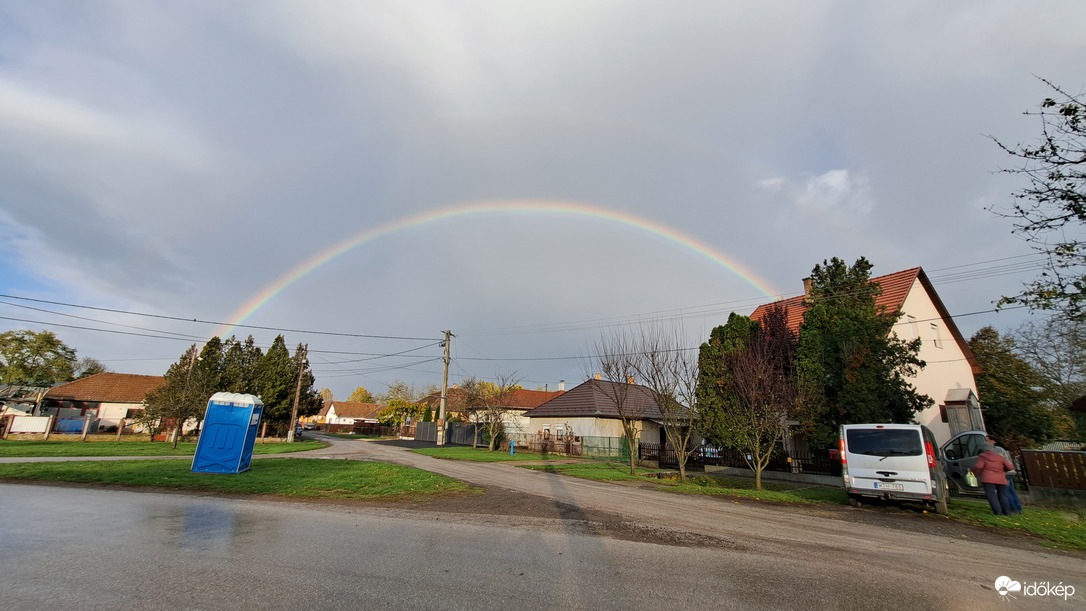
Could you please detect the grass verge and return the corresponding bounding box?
[413,446,555,462]
[521,461,670,481]
[946,499,1086,550]
[0,458,471,500]
[0,440,328,457]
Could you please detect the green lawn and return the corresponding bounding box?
[946,499,1086,550]
[0,458,472,500]
[0,439,328,457]
[522,461,669,481]
[413,446,554,462]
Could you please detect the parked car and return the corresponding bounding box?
[294,424,303,439]
[840,423,949,515]
[941,430,990,494]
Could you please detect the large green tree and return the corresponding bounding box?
[144,342,220,448]
[969,326,1059,450]
[220,335,263,394]
[697,312,761,446]
[795,257,930,449]
[256,335,296,426]
[993,78,1086,319]
[253,337,320,433]
[0,330,77,386]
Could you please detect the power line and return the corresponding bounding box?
[0,293,439,341]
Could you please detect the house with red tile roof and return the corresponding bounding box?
[419,386,566,436]
[523,377,664,444]
[320,401,384,425]
[40,372,165,432]
[750,267,983,445]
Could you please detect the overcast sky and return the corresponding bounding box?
[2,1,1084,399]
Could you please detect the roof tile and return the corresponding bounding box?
[44,373,165,404]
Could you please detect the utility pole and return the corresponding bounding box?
[287,343,308,443]
[437,330,452,446]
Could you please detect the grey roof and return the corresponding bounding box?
[523,379,663,420]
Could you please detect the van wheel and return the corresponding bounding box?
[848,495,862,508]
[933,498,949,516]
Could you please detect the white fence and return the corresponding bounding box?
[9,415,51,434]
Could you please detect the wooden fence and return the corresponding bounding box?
[1021,450,1086,491]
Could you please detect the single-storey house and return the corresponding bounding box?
[419,386,566,435]
[320,401,384,425]
[750,266,983,446]
[524,377,664,444]
[40,373,165,432]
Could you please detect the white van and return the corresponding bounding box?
[840,424,949,515]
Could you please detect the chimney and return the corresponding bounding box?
[558,380,565,391]
[802,277,813,295]
[626,376,635,384]
[593,373,602,380]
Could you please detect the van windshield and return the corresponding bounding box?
[846,429,923,457]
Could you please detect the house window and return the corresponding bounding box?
[939,404,948,423]
[542,425,550,438]
[930,323,942,348]
[556,425,565,440]
[907,315,918,340]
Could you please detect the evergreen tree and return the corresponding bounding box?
[696,312,761,446]
[257,335,295,427]
[144,343,219,448]
[795,257,930,449]
[220,335,262,394]
[969,326,1059,450]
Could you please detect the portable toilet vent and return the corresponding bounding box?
[191,392,263,474]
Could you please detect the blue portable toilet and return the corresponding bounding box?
[191,392,263,474]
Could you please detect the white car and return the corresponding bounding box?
[840,423,949,515]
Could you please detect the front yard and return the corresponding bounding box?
[0,439,328,457]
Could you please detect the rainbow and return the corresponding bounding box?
[216,200,780,337]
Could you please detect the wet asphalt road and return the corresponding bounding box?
[1,435,1082,609]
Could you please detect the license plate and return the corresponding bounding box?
[875,482,904,491]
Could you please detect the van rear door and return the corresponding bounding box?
[844,427,933,495]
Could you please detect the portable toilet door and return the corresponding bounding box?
[191,392,263,474]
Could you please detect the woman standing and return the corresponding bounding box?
[970,442,1016,515]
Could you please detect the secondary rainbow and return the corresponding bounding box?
[216,200,780,338]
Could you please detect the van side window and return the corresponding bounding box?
[948,434,984,460]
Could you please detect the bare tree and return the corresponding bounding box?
[593,329,649,476]
[479,373,521,451]
[632,322,701,482]
[721,306,803,490]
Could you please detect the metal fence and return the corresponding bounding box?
[639,442,842,477]
[501,433,631,460]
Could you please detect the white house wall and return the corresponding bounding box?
[527,416,661,443]
[897,278,980,445]
[95,402,137,431]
